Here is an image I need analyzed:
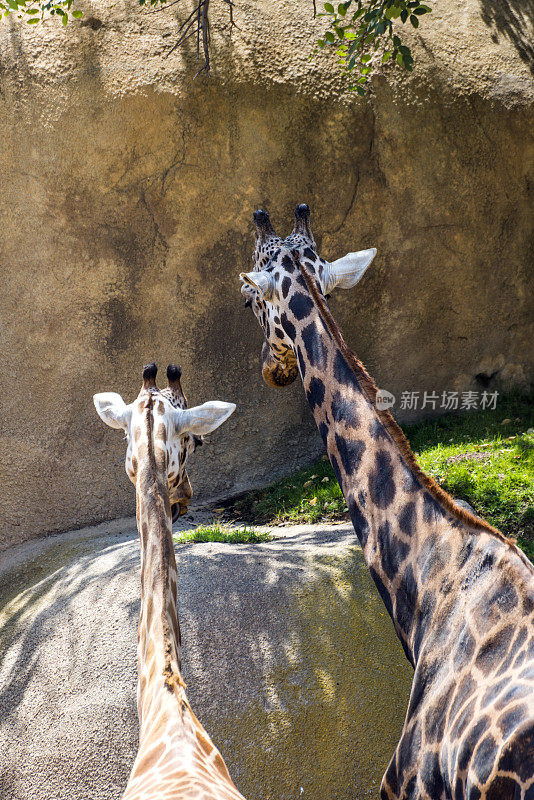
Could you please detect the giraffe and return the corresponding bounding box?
[94,362,246,800]
[239,204,534,800]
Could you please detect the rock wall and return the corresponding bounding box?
[0,0,532,549]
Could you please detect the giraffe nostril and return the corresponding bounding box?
[244,299,252,309]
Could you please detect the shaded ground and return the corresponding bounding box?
[0,512,412,800]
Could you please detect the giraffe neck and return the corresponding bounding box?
[135,400,184,739]
[284,273,508,668]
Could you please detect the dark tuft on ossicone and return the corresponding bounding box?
[295,203,310,220]
[167,364,182,382]
[143,362,158,381]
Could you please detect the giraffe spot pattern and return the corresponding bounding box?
[369,565,394,620]
[301,322,328,369]
[333,350,356,387]
[498,705,527,739]
[383,755,399,797]
[281,312,296,340]
[332,390,360,427]
[457,717,490,768]
[413,590,436,662]
[399,501,416,537]
[378,521,409,581]
[475,625,515,674]
[457,536,475,569]
[370,417,389,441]
[334,434,365,476]
[289,291,314,320]
[368,450,396,509]
[424,681,454,743]
[281,276,291,298]
[407,656,441,721]
[318,422,328,446]
[421,751,445,797]
[453,626,476,671]
[348,496,369,547]
[486,776,522,800]
[297,347,306,377]
[306,377,325,411]
[330,453,343,490]
[473,734,498,784]
[423,492,444,523]
[498,724,534,781]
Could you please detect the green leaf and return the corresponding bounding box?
[400,8,408,22]
[71,8,82,17]
[26,15,39,21]
[337,3,346,16]
[413,5,430,12]
[361,53,371,62]
[356,85,365,96]
[396,51,403,65]
[25,7,39,12]
[62,11,67,23]
[7,0,18,11]
[410,13,419,26]
[382,50,392,62]
[393,34,401,47]
[325,30,335,43]
[324,2,335,12]
[317,38,325,47]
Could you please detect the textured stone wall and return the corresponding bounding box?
[0,0,532,549]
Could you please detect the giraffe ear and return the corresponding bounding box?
[240,271,275,301]
[93,392,132,431]
[323,248,376,292]
[172,401,236,437]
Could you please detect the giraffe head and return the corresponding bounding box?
[241,204,376,387]
[93,362,236,520]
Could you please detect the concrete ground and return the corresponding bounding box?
[0,510,413,800]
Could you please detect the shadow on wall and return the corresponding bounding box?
[480,0,534,73]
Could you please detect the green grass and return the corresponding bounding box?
[174,523,272,545]
[234,393,534,558]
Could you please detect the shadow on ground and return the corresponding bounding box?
[0,523,412,800]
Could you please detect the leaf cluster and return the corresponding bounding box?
[0,0,82,25]
[316,0,432,94]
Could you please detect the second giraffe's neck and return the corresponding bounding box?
[135,408,184,739]
[286,286,487,668]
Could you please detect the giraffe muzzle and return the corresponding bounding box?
[261,341,298,388]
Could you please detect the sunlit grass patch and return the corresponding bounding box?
[174,523,272,545]
[234,393,534,558]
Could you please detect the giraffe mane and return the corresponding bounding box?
[144,393,188,697]
[294,252,532,562]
